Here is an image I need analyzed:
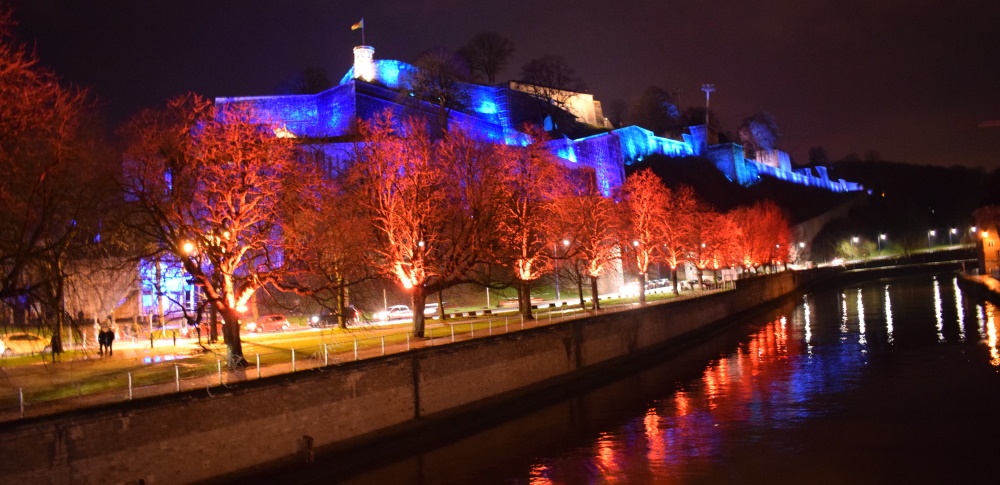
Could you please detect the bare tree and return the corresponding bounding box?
[496,127,569,319]
[616,169,669,305]
[458,31,516,85]
[402,47,471,135]
[121,94,323,366]
[552,172,619,310]
[519,55,587,113]
[738,112,781,159]
[0,8,113,353]
[347,113,506,337]
[628,86,680,135]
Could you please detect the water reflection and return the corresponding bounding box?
[884,284,894,345]
[513,275,1000,483]
[312,275,1000,484]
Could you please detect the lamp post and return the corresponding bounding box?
[851,236,859,259]
[949,228,957,245]
[878,234,886,254]
[928,230,936,248]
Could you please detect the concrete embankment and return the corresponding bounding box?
[0,268,834,484]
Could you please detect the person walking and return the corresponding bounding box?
[104,327,115,356]
[97,328,108,356]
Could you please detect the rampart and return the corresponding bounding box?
[0,269,831,484]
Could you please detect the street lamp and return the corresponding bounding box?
[928,230,936,248]
[878,233,886,253]
[851,236,859,259]
[949,228,957,245]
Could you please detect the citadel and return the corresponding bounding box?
[217,45,864,195]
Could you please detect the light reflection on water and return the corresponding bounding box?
[318,274,1000,485]
[511,274,1000,484]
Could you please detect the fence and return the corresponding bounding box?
[0,287,723,422]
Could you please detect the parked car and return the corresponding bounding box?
[1,333,50,356]
[619,282,641,296]
[310,306,360,327]
[245,315,290,333]
[374,305,413,321]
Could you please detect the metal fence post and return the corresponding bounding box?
[217,359,222,385]
[175,365,180,392]
[470,322,474,338]
[407,334,410,351]
[292,349,296,372]
[354,338,358,361]
[381,335,385,355]
[256,354,261,379]
[489,319,493,336]
[505,318,509,333]
[451,325,455,342]
[324,344,329,366]
[19,388,24,418]
[128,372,133,400]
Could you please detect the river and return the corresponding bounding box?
[313,273,1000,484]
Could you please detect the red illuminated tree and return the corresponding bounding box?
[687,203,733,288]
[726,200,791,273]
[659,184,697,294]
[616,169,669,305]
[552,172,619,310]
[0,8,113,353]
[496,127,570,319]
[121,94,322,366]
[281,165,379,329]
[347,113,506,337]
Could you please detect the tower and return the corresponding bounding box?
[353,46,375,82]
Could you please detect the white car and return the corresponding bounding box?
[619,282,642,296]
[375,305,413,321]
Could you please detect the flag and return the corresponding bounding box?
[351,19,364,30]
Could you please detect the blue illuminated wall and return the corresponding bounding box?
[217,56,862,196]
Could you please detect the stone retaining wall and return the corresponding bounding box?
[0,269,827,484]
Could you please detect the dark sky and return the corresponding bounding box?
[9,0,1000,168]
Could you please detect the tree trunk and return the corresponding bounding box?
[519,279,534,319]
[52,257,65,354]
[590,275,601,310]
[672,267,680,295]
[638,271,647,305]
[576,268,585,309]
[437,290,446,320]
[411,285,427,338]
[219,307,247,367]
[697,267,705,291]
[337,277,348,329]
[210,304,219,343]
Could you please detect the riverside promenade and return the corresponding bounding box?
[0,284,716,423]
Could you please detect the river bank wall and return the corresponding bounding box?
[0,268,833,484]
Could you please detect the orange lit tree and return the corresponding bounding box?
[496,127,568,319]
[552,172,619,310]
[616,169,669,305]
[121,94,321,366]
[726,200,791,273]
[686,202,732,289]
[0,8,113,353]
[348,114,506,337]
[281,166,379,329]
[659,184,697,294]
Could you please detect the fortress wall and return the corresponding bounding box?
[0,270,825,484]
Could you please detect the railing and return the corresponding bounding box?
[0,287,725,422]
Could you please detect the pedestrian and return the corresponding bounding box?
[97,328,108,356]
[105,327,115,356]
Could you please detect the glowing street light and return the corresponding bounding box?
[949,228,957,245]
[928,230,936,248]
[851,236,859,259]
[182,241,195,255]
[878,233,886,253]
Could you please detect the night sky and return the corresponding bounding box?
[9,0,1000,168]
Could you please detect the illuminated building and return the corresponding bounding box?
[216,46,862,196]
